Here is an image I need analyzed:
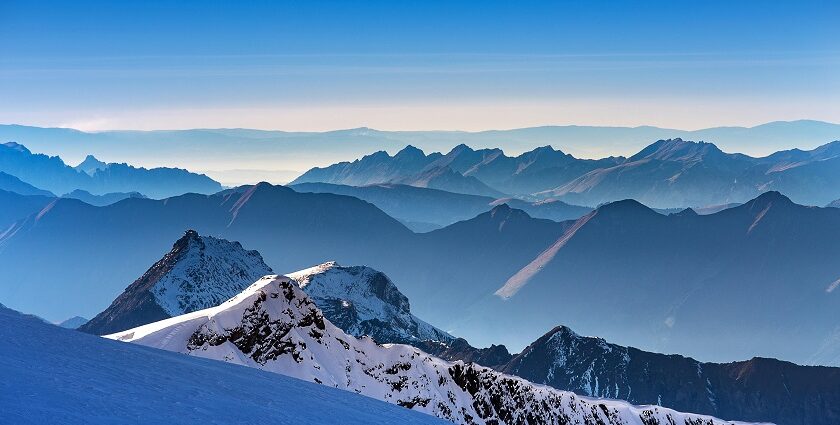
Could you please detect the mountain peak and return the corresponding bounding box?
[394,145,425,158]
[751,191,794,206]
[448,143,474,155]
[79,231,273,335]
[74,154,108,175]
[1,141,31,154]
[595,198,657,217]
[288,262,453,345]
[630,138,723,162]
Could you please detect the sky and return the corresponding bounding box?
[1,0,838,131]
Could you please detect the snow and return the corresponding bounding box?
[288,261,452,343]
[0,305,445,425]
[108,275,765,425]
[150,232,273,316]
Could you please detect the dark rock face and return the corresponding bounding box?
[501,326,840,425]
[418,338,512,369]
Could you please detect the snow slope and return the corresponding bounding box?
[108,275,764,425]
[0,305,446,425]
[290,261,454,345]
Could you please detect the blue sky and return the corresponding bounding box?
[1,0,838,131]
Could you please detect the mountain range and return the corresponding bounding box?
[294,139,840,208]
[3,183,840,367]
[501,326,840,425]
[106,274,752,425]
[80,231,836,424]
[2,120,839,185]
[0,142,222,198]
[81,231,453,348]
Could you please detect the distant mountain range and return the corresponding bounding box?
[0,171,54,196]
[3,183,839,367]
[2,120,839,185]
[295,139,840,208]
[106,274,747,425]
[0,142,222,198]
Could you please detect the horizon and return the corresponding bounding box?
[3,118,839,134]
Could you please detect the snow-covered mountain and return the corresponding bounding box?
[80,230,273,335]
[107,275,758,425]
[289,262,454,345]
[0,305,444,425]
[501,326,840,425]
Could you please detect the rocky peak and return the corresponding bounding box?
[288,262,453,345]
[75,154,109,175]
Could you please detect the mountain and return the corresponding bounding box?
[392,165,506,197]
[0,305,444,425]
[500,325,840,425]
[6,184,840,366]
[57,316,88,329]
[292,144,620,197]
[299,139,840,208]
[0,189,54,231]
[469,192,840,364]
[288,262,454,345]
[74,154,108,175]
[62,189,146,206]
[0,142,222,198]
[107,275,752,425]
[79,230,274,335]
[0,171,53,196]
[2,121,839,186]
[391,204,571,323]
[541,138,840,208]
[293,145,441,187]
[0,183,413,322]
[290,182,591,228]
[829,199,840,208]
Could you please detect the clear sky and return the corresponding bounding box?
[1,0,838,131]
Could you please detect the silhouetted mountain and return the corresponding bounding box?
[0,171,53,196]
[0,142,222,198]
[393,165,505,197]
[62,189,146,206]
[500,325,840,425]
[56,316,88,329]
[4,186,839,366]
[471,191,840,365]
[0,189,54,230]
[293,144,620,197]
[293,145,441,186]
[290,182,591,227]
[0,183,412,322]
[74,154,108,175]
